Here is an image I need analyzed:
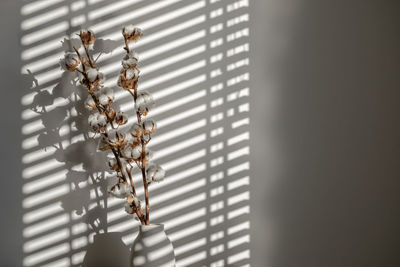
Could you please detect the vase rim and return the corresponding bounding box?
[139,223,164,232]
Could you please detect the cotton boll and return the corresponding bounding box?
[124,133,134,144]
[99,88,114,106]
[122,146,133,158]
[122,56,137,70]
[87,68,98,82]
[123,24,135,35]
[135,91,154,115]
[109,183,129,198]
[153,167,165,182]
[65,53,77,66]
[107,108,116,121]
[133,68,139,77]
[125,69,135,80]
[135,93,146,107]
[84,95,96,110]
[138,91,154,107]
[107,129,118,143]
[146,165,156,181]
[143,119,157,135]
[115,111,128,125]
[64,53,80,71]
[142,134,151,143]
[146,163,165,182]
[80,29,96,45]
[130,123,143,138]
[143,95,153,106]
[108,157,118,171]
[124,145,142,159]
[98,72,105,86]
[129,50,139,61]
[88,112,99,127]
[99,94,109,105]
[102,87,114,99]
[125,202,134,214]
[135,27,143,36]
[107,129,125,144]
[123,26,143,42]
[89,112,107,131]
[96,113,107,127]
[132,196,141,207]
[145,150,153,161]
[128,196,141,207]
[131,145,142,159]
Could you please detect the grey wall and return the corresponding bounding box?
[250,1,400,267]
[1,0,400,266]
[0,0,24,265]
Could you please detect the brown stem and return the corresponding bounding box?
[124,37,130,53]
[126,167,146,225]
[109,146,126,183]
[141,144,150,225]
[131,82,151,225]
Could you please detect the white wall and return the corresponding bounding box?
[1,0,400,266]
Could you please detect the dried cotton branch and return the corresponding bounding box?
[62,27,165,225]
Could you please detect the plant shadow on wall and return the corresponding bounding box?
[25,36,131,266]
[20,0,251,266]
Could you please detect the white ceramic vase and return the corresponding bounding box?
[130,224,176,267]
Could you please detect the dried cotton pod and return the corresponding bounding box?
[123,145,142,160]
[107,129,127,147]
[145,149,153,161]
[122,25,143,42]
[98,72,105,86]
[87,67,99,82]
[118,69,138,89]
[125,68,139,80]
[64,53,80,71]
[99,94,109,106]
[146,163,165,183]
[107,158,119,171]
[79,29,96,45]
[125,202,134,214]
[130,123,143,138]
[115,111,128,125]
[88,112,107,131]
[135,91,154,115]
[122,51,139,69]
[109,183,129,198]
[127,195,141,207]
[143,119,157,135]
[142,134,151,143]
[122,25,135,35]
[107,108,116,121]
[99,87,114,105]
[84,95,96,110]
[128,50,139,61]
